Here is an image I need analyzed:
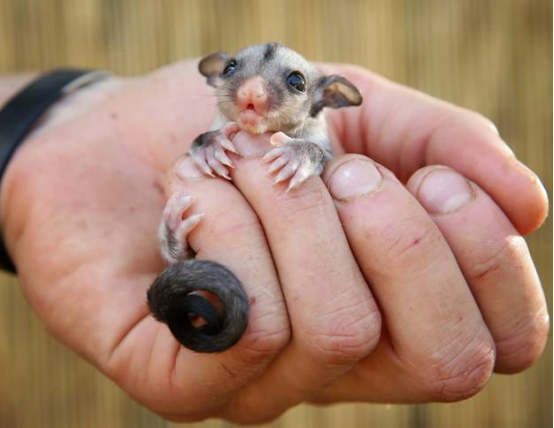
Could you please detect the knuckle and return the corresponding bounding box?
[423,338,496,401]
[452,107,499,136]
[274,181,331,221]
[209,208,262,241]
[233,287,291,362]
[495,307,550,373]
[468,111,499,135]
[381,218,442,269]
[237,319,290,362]
[468,236,523,282]
[304,304,381,366]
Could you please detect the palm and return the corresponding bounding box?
[7,62,254,416]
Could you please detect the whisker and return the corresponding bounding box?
[180,93,218,98]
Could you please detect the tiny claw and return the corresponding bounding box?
[207,159,231,180]
[163,193,195,231]
[268,156,288,173]
[214,148,235,168]
[191,155,215,177]
[263,147,286,163]
[287,171,310,191]
[175,213,205,238]
[274,163,297,184]
[188,213,205,223]
[218,137,239,154]
[167,191,194,207]
[206,146,231,179]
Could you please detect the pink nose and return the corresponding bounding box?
[236,76,270,114]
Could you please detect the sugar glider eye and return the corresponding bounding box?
[223,60,237,76]
[286,72,306,92]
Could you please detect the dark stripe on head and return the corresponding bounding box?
[309,101,325,118]
[263,42,280,61]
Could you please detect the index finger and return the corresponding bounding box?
[321,64,548,235]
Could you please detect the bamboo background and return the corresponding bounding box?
[0,0,551,427]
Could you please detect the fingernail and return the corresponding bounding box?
[415,168,474,214]
[176,156,204,180]
[328,159,382,201]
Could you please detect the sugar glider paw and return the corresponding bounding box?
[189,122,241,180]
[263,132,331,190]
[159,191,204,264]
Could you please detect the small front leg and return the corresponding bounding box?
[263,132,332,190]
[189,122,241,180]
[159,191,203,264]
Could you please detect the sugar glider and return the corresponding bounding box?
[147,42,363,353]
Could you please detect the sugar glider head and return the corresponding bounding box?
[198,42,363,134]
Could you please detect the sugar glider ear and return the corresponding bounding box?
[198,52,228,87]
[316,75,363,109]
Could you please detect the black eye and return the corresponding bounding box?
[223,60,237,76]
[287,72,306,92]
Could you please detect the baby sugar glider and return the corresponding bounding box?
[147,42,363,353]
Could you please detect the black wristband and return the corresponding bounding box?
[0,69,110,273]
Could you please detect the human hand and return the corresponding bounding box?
[197,64,549,418]
[0,61,547,423]
[303,64,550,404]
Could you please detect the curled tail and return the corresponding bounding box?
[147,260,249,353]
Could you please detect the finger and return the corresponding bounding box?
[320,154,496,402]
[223,133,381,423]
[407,166,550,373]
[107,156,289,416]
[322,65,548,235]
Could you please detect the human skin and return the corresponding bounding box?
[0,61,549,424]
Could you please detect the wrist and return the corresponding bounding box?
[0,71,119,271]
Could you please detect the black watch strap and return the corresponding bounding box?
[0,69,110,273]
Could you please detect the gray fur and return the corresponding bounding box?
[164,224,182,261]
[148,43,363,354]
[190,129,218,151]
[201,42,362,138]
[263,41,281,61]
[293,140,332,168]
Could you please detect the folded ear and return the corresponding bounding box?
[316,75,363,109]
[198,52,228,87]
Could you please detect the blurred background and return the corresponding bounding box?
[0,0,551,427]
